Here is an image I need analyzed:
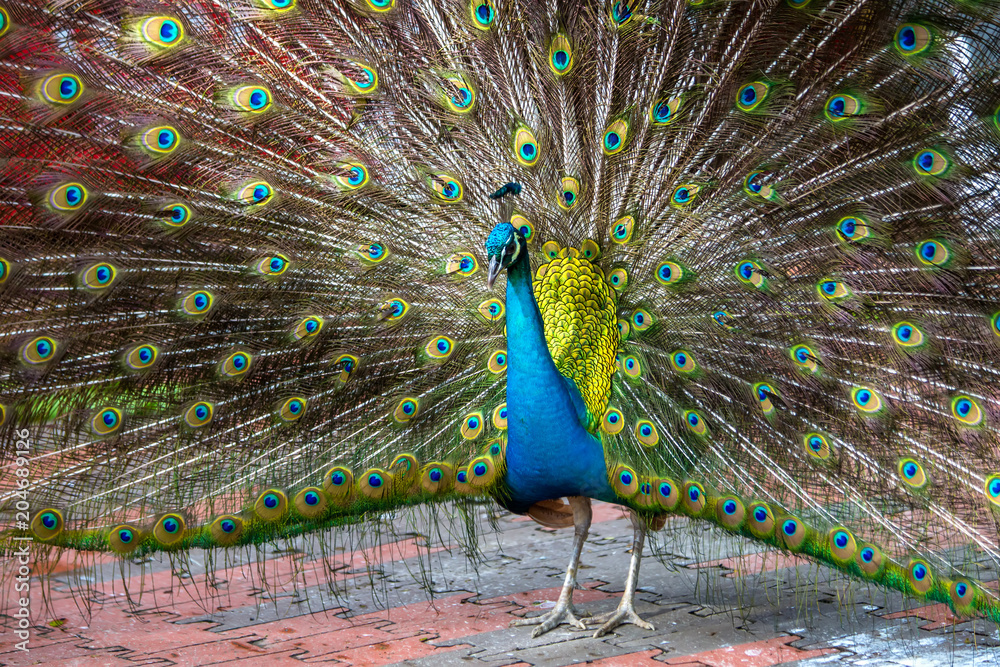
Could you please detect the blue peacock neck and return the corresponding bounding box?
[498,252,617,514]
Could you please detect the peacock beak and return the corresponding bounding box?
[487,255,503,289]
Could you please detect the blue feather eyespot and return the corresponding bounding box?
[736,82,769,112]
[634,420,659,447]
[154,513,186,545]
[469,0,495,30]
[950,579,976,608]
[915,239,950,266]
[0,257,9,284]
[835,215,870,242]
[140,125,180,155]
[91,407,122,435]
[580,239,601,260]
[513,125,540,166]
[231,85,272,112]
[620,354,642,379]
[713,310,735,330]
[779,516,808,551]
[670,349,697,374]
[492,403,508,429]
[558,176,580,210]
[378,297,410,322]
[279,397,307,422]
[603,119,630,156]
[650,96,682,125]
[608,268,628,291]
[468,455,498,488]
[790,344,819,373]
[429,173,463,202]
[421,463,452,493]
[365,0,394,11]
[817,278,851,301]
[221,351,252,377]
[743,171,778,201]
[31,509,64,540]
[335,353,359,383]
[255,489,288,520]
[670,184,700,207]
[21,336,59,366]
[446,252,479,276]
[357,242,389,264]
[913,149,949,176]
[828,528,857,562]
[323,466,354,500]
[611,464,639,498]
[487,349,507,373]
[856,544,883,575]
[735,260,766,289]
[610,1,634,26]
[442,73,475,113]
[184,401,214,428]
[631,308,653,332]
[617,319,631,341]
[293,316,323,340]
[48,182,88,211]
[488,440,504,458]
[340,61,378,95]
[424,335,455,361]
[890,320,926,349]
[461,412,484,440]
[257,0,296,10]
[335,162,369,190]
[238,181,274,206]
[655,478,679,511]
[898,458,929,491]
[478,298,505,322]
[786,0,812,7]
[549,33,573,75]
[161,203,192,228]
[683,410,707,436]
[655,261,685,287]
[510,214,534,243]
[80,262,117,291]
[992,311,1000,338]
[256,254,289,277]
[895,23,932,57]
[907,559,933,594]
[682,481,707,515]
[610,215,635,244]
[141,17,184,48]
[753,382,778,415]
[951,395,984,427]
[803,432,832,461]
[716,496,745,530]
[125,344,159,370]
[601,407,625,435]
[0,8,9,37]
[824,94,862,122]
[851,386,883,414]
[393,397,420,423]
[41,73,84,105]
[747,502,775,537]
[110,525,141,553]
[985,474,1000,509]
[294,486,328,517]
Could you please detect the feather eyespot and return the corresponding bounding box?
[358,242,388,264]
[492,403,508,429]
[478,298,505,322]
[950,579,976,609]
[257,254,289,276]
[141,125,180,155]
[754,382,778,415]
[913,149,948,176]
[736,82,769,112]
[109,525,142,553]
[429,174,463,201]
[220,351,252,377]
[825,94,861,122]
[779,516,808,551]
[31,509,63,541]
[610,215,635,244]
[656,261,684,285]
[671,184,699,207]
[631,309,652,332]
[125,344,159,370]
[549,34,573,75]
[836,215,870,242]
[161,203,191,227]
[670,350,697,374]
[611,464,639,498]
[817,279,851,301]
[21,336,59,366]
[803,432,832,461]
[510,214,534,243]
[915,239,950,266]
[184,401,214,428]
[790,344,819,373]
[713,310,735,330]
[257,0,296,10]
[736,260,766,289]
[513,126,540,166]
[341,62,378,94]
[394,397,420,423]
[487,349,507,373]
[620,354,641,379]
[856,544,883,576]
[891,321,925,349]
[682,481,707,516]
[255,489,288,520]
[650,96,681,125]
[558,177,580,210]
[603,119,630,155]
[895,23,932,56]
[608,268,628,291]
[992,312,1000,338]
[425,335,455,360]
[294,487,328,518]
[336,163,369,190]
[324,466,354,500]
[743,171,777,200]
[898,458,929,490]
[443,73,475,113]
[48,182,88,211]
[365,0,394,11]
[141,17,184,48]
[907,559,933,594]
[851,386,883,414]
[231,85,271,112]
[461,412,484,440]
[828,528,857,562]
[293,316,323,340]
[91,407,122,435]
[469,0,495,30]
[601,407,625,435]
[634,420,658,447]
[445,252,478,276]
[379,297,410,322]
[985,474,1000,508]
[684,410,707,436]
[80,262,117,291]
[716,496,746,530]
[154,514,186,546]
[748,503,775,537]
[238,181,274,206]
[41,73,83,104]
[951,395,984,427]
[0,8,10,37]
[279,397,307,422]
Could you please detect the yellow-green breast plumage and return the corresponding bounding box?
[533,245,619,432]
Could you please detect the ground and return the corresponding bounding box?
[1,501,997,666]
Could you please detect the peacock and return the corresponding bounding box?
[2,0,1000,644]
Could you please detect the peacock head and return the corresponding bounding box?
[485,222,525,288]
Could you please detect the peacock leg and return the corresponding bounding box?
[510,495,592,636]
[587,510,654,637]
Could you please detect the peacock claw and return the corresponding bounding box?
[586,602,654,637]
[510,602,588,636]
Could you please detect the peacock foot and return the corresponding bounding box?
[586,598,654,637]
[510,600,588,637]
